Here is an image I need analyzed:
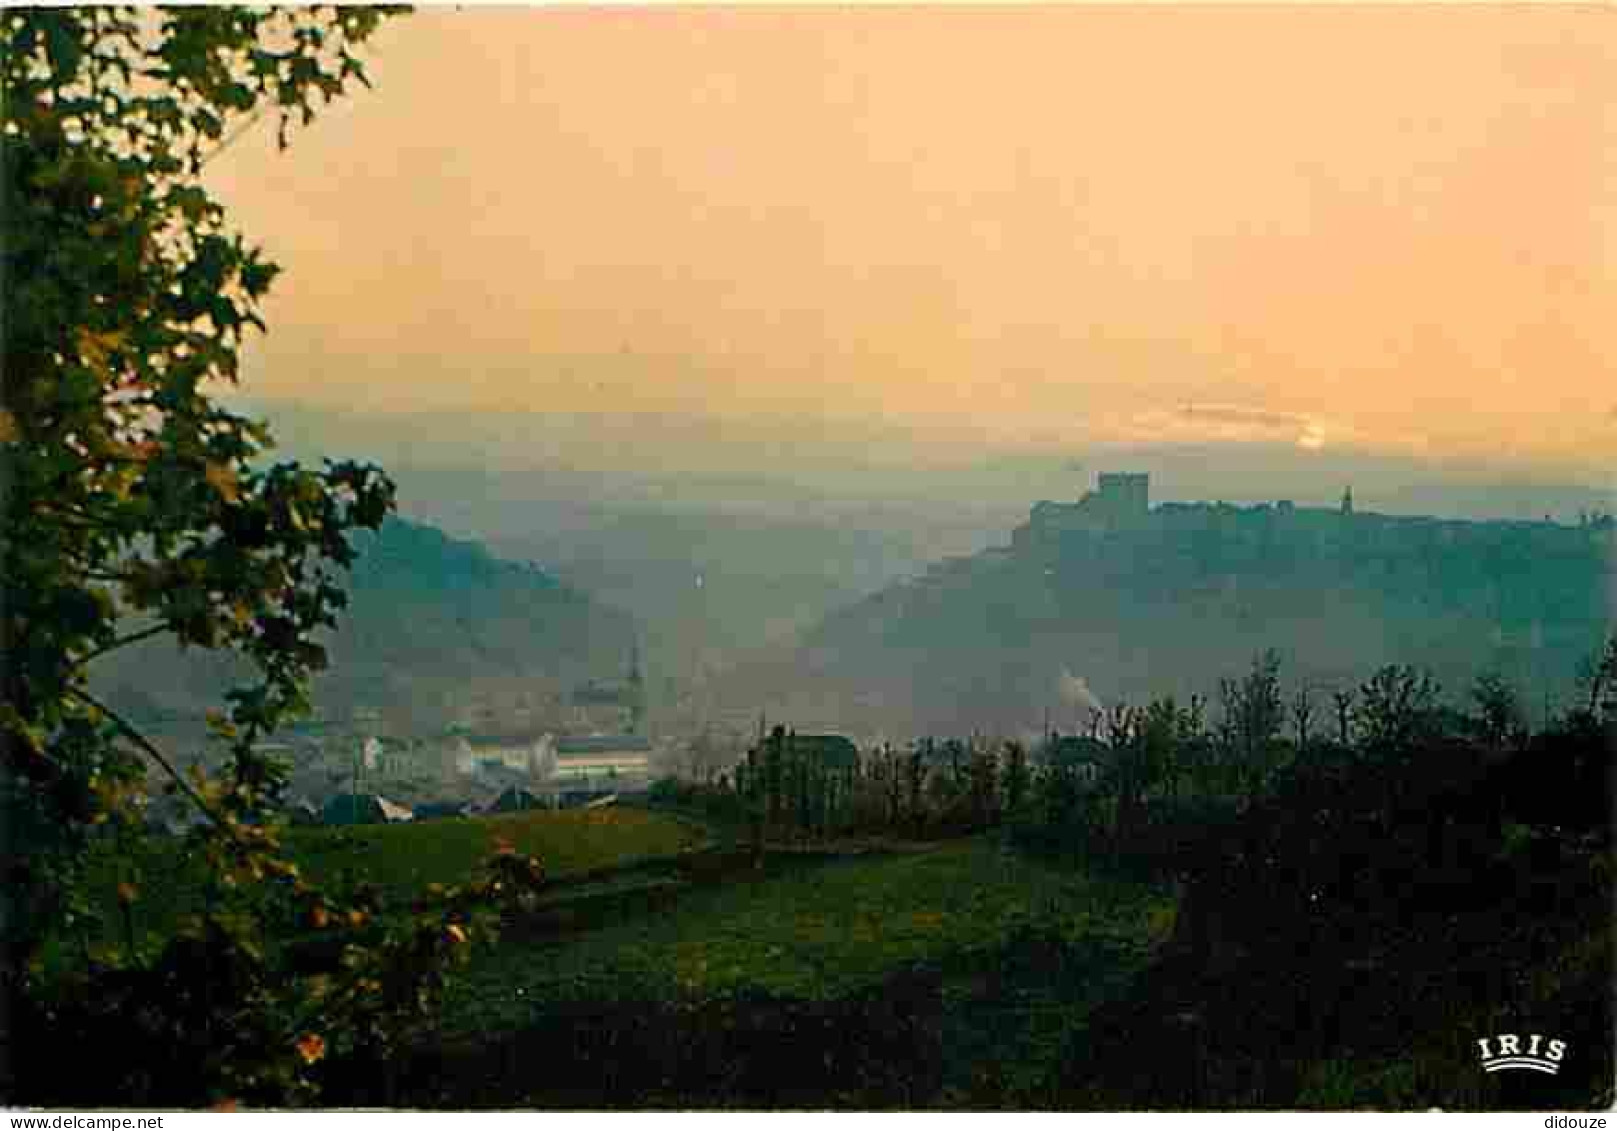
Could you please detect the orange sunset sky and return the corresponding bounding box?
[208,5,1616,486]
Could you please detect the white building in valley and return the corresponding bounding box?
[449,731,557,779]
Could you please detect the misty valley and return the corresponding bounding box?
[7,3,1614,1114]
[45,472,1616,1109]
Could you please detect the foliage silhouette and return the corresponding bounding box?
[1,6,547,1106]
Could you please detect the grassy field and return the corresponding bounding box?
[284,806,705,904]
[77,806,706,958]
[88,814,1180,1107]
[368,836,1177,1107]
[440,836,1173,1034]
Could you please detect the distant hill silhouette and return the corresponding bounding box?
[730,495,1616,738]
[93,517,635,731]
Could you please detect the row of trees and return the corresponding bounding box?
[666,641,1615,849]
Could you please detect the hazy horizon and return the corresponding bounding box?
[246,397,1616,527]
[206,5,1615,495]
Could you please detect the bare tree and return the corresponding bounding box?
[1576,635,1617,720]
[1470,672,1525,748]
[1001,739,1031,819]
[1220,650,1284,792]
[1290,684,1315,750]
[1332,688,1356,746]
[1086,707,1105,740]
[1355,665,1441,754]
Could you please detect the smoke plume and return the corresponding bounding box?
[1057,668,1103,714]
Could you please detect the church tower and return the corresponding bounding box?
[625,640,646,735]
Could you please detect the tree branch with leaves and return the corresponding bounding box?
[2,7,544,1107]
